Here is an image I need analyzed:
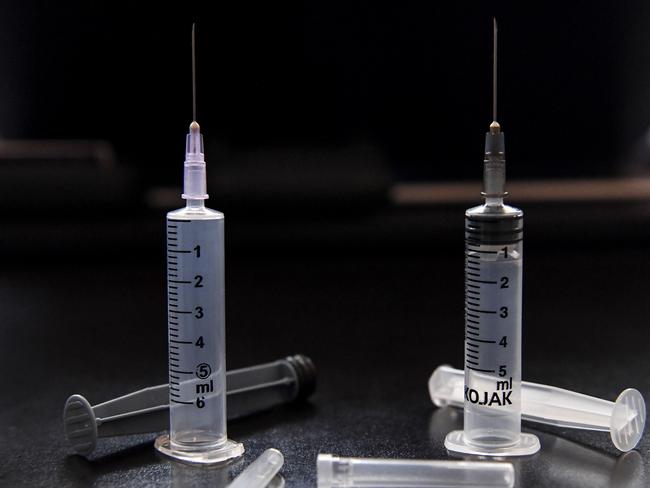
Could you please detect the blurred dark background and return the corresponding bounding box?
[2,2,650,487]
[0,1,645,179]
[0,0,650,255]
[2,0,650,257]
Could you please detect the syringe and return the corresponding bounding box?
[154,25,244,465]
[63,354,316,457]
[430,365,646,452]
[444,20,540,457]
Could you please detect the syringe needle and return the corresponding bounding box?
[492,17,497,124]
[192,23,197,122]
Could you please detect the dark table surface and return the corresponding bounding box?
[1,240,649,487]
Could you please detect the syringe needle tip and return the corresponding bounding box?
[492,17,498,124]
[191,23,197,122]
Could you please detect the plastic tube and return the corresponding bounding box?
[228,449,284,488]
[317,454,514,488]
[63,355,316,457]
[430,365,646,452]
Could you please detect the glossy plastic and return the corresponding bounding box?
[431,365,646,452]
[228,449,284,488]
[317,454,514,488]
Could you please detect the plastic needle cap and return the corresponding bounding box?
[229,449,284,488]
[317,454,514,488]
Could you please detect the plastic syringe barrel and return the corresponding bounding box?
[430,365,646,452]
[459,204,527,452]
[63,354,316,456]
[317,454,514,488]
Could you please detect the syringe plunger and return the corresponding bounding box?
[430,365,646,452]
